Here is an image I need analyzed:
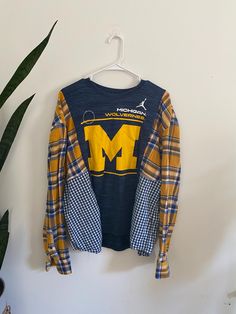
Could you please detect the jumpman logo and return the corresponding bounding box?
[136,98,147,110]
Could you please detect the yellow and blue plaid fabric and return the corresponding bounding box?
[141,91,181,278]
[43,89,181,279]
[43,91,86,274]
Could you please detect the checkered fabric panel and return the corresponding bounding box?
[63,170,102,253]
[130,174,161,256]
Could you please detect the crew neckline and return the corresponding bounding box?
[85,77,146,96]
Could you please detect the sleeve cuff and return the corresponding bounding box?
[45,253,72,275]
[155,252,170,279]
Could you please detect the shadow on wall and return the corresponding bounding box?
[171,157,235,284]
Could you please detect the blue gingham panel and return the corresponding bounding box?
[130,174,161,256]
[63,170,102,253]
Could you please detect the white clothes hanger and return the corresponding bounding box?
[87,31,141,83]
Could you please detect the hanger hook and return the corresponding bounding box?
[106,31,124,64]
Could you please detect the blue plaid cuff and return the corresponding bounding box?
[45,253,72,275]
[155,252,170,279]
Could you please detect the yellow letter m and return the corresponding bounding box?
[84,124,141,172]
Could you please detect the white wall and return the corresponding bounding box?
[0,1,236,313]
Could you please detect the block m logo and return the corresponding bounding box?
[84,124,141,172]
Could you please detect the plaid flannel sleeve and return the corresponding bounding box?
[155,91,181,279]
[43,91,72,275]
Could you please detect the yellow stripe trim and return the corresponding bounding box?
[81,117,144,125]
[91,171,137,177]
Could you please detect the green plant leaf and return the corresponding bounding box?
[0,94,35,172]
[0,210,9,231]
[0,231,9,270]
[0,210,9,270]
[0,20,58,109]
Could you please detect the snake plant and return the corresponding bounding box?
[0,21,57,281]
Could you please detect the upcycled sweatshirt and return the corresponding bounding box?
[43,77,181,279]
